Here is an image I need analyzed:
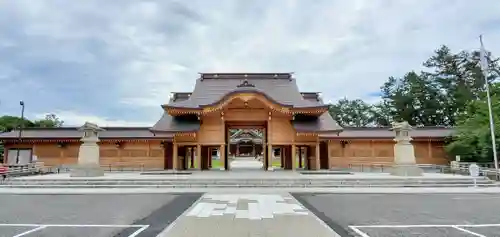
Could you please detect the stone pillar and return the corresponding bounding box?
[71,122,105,177]
[390,121,423,176]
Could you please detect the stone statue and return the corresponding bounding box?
[70,122,105,177]
[389,121,423,176]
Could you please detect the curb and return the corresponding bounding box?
[1,187,500,195]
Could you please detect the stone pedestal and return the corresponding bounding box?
[71,122,105,177]
[389,121,423,176]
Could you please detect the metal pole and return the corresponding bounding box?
[15,101,25,164]
[480,35,499,179]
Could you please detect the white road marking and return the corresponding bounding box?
[0,224,148,228]
[12,226,47,237]
[452,226,487,237]
[127,225,149,237]
[350,224,500,228]
[350,224,500,237]
[348,226,371,237]
[2,224,149,237]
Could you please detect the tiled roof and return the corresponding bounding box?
[165,73,326,109]
[320,126,454,139]
[0,126,454,140]
[292,113,343,132]
[150,113,201,132]
[0,127,171,140]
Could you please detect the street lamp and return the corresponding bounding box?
[15,101,25,164]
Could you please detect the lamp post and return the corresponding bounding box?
[15,101,25,164]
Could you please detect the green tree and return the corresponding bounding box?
[0,114,64,162]
[0,115,34,132]
[328,98,377,127]
[33,113,64,128]
[378,45,500,127]
[379,71,445,126]
[446,82,500,162]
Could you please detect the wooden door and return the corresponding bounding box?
[320,141,329,169]
[164,142,173,170]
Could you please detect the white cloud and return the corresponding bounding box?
[34,111,152,127]
[2,0,500,124]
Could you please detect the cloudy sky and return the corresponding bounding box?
[1,0,499,126]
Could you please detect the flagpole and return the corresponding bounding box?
[479,35,499,178]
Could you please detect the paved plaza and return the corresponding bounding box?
[0,193,201,237]
[158,193,338,237]
[1,192,500,236]
[293,193,500,236]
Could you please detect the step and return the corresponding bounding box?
[1,183,497,189]
[4,178,493,184]
[6,177,491,182]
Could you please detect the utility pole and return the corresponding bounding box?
[15,101,25,164]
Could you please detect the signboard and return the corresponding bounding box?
[469,163,480,177]
[455,155,461,162]
[450,161,460,171]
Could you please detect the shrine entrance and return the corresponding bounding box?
[224,122,267,171]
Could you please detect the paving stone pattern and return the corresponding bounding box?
[160,193,338,237]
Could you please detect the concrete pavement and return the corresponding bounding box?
[1,187,500,194]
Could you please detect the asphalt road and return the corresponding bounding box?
[292,193,500,237]
[0,193,202,237]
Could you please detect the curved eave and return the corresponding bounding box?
[161,104,201,111]
[163,90,329,111]
[163,105,329,111]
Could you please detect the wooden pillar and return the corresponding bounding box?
[267,111,272,171]
[267,144,273,170]
[280,147,284,168]
[173,143,178,170]
[427,139,433,161]
[220,144,226,170]
[208,148,212,168]
[236,144,239,156]
[315,142,320,170]
[196,144,202,170]
[252,144,256,157]
[298,147,303,168]
[291,144,297,171]
[190,147,195,169]
[327,141,332,169]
